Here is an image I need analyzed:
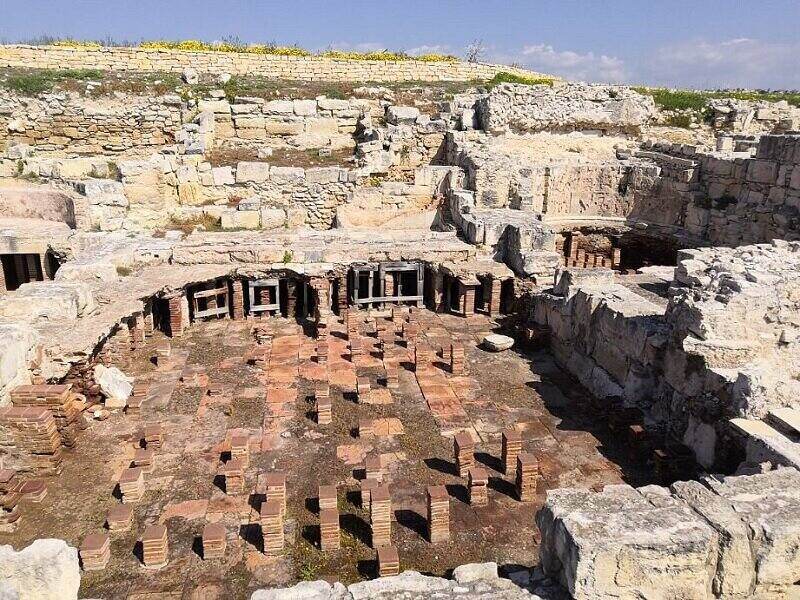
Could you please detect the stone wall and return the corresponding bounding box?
[475,83,656,135]
[0,44,542,82]
[531,241,800,469]
[640,134,800,246]
[707,98,800,135]
[538,468,800,599]
[0,91,184,154]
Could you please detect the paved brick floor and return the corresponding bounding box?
[0,309,658,598]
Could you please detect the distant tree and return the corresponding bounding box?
[465,39,485,63]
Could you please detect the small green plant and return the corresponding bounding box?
[282,250,293,264]
[487,72,555,88]
[664,113,694,129]
[167,214,222,234]
[2,68,105,95]
[115,265,132,276]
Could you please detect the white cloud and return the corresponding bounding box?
[641,38,800,89]
[515,44,628,83]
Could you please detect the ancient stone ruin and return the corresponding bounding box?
[1,43,800,600]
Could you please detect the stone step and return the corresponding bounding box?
[767,408,800,439]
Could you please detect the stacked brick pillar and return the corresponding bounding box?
[426,485,450,543]
[0,407,63,476]
[167,295,183,337]
[231,280,245,320]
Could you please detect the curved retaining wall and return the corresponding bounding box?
[0,45,542,82]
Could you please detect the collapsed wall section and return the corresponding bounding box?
[538,468,800,599]
[530,241,800,470]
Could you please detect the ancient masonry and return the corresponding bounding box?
[2,42,800,600]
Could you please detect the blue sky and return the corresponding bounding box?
[2,0,799,89]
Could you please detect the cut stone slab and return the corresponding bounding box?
[94,364,134,409]
[482,334,514,352]
[0,539,80,600]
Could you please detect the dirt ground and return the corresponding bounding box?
[0,309,669,599]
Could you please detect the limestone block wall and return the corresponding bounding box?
[200,96,372,148]
[707,98,800,134]
[538,468,800,600]
[2,153,451,231]
[531,242,800,469]
[0,45,541,82]
[475,83,656,135]
[445,132,661,217]
[0,91,184,154]
[638,135,800,246]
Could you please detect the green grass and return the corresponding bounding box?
[634,87,800,110]
[2,68,104,94]
[487,71,555,88]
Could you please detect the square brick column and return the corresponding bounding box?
[336,275,348,316]
[462,283,476,317]
[260,500,284,555]
[370,485,391,548]
[501,429,522,475]
[468,468,488,506]
[487,277,503,317]
[0,263,7,291]
[231,280,245,320]
[167,295,183,338]
[285,279,297,319]
[515,452,539,502]
[454,432,474,477]
[426,485,450,543]
[433,271,445,313]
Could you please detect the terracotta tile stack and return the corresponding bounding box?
[202,523,226,560]
[501,429,522,475]
[365,454,384,483]
[127,383,147,414]
[356,376,371,400]
[223,459,245,495]
[468,467,489,506]
[80,533,111,571]
[106,504,133,532]
[143,424,163,450]
[9,384,81,448]
[0,407,63,475]
[449,343,466,375]
[260,500,284,555]
[119,467,145,503]
[316,383,332,425]
[515,452,539,502]
[403,321,420,343]
[454,432,475,477]
[0,490,21,530]
[319,508,340,551]
[426,485,450,543]
[360,478,378,511]
[19,479,47,502]
[370,485,391,548]
[264,472,286,517]
[316,337,328,364]
[359,418,375,439]
[230,433,250,468]
[318,485,337,511]
[154,339,171,364]
[141,524,169,568]
[384,363,399,390]
[250,346,270,369]
[132,448,154,474]
[414,344,434,373]
[377,546,400,577]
